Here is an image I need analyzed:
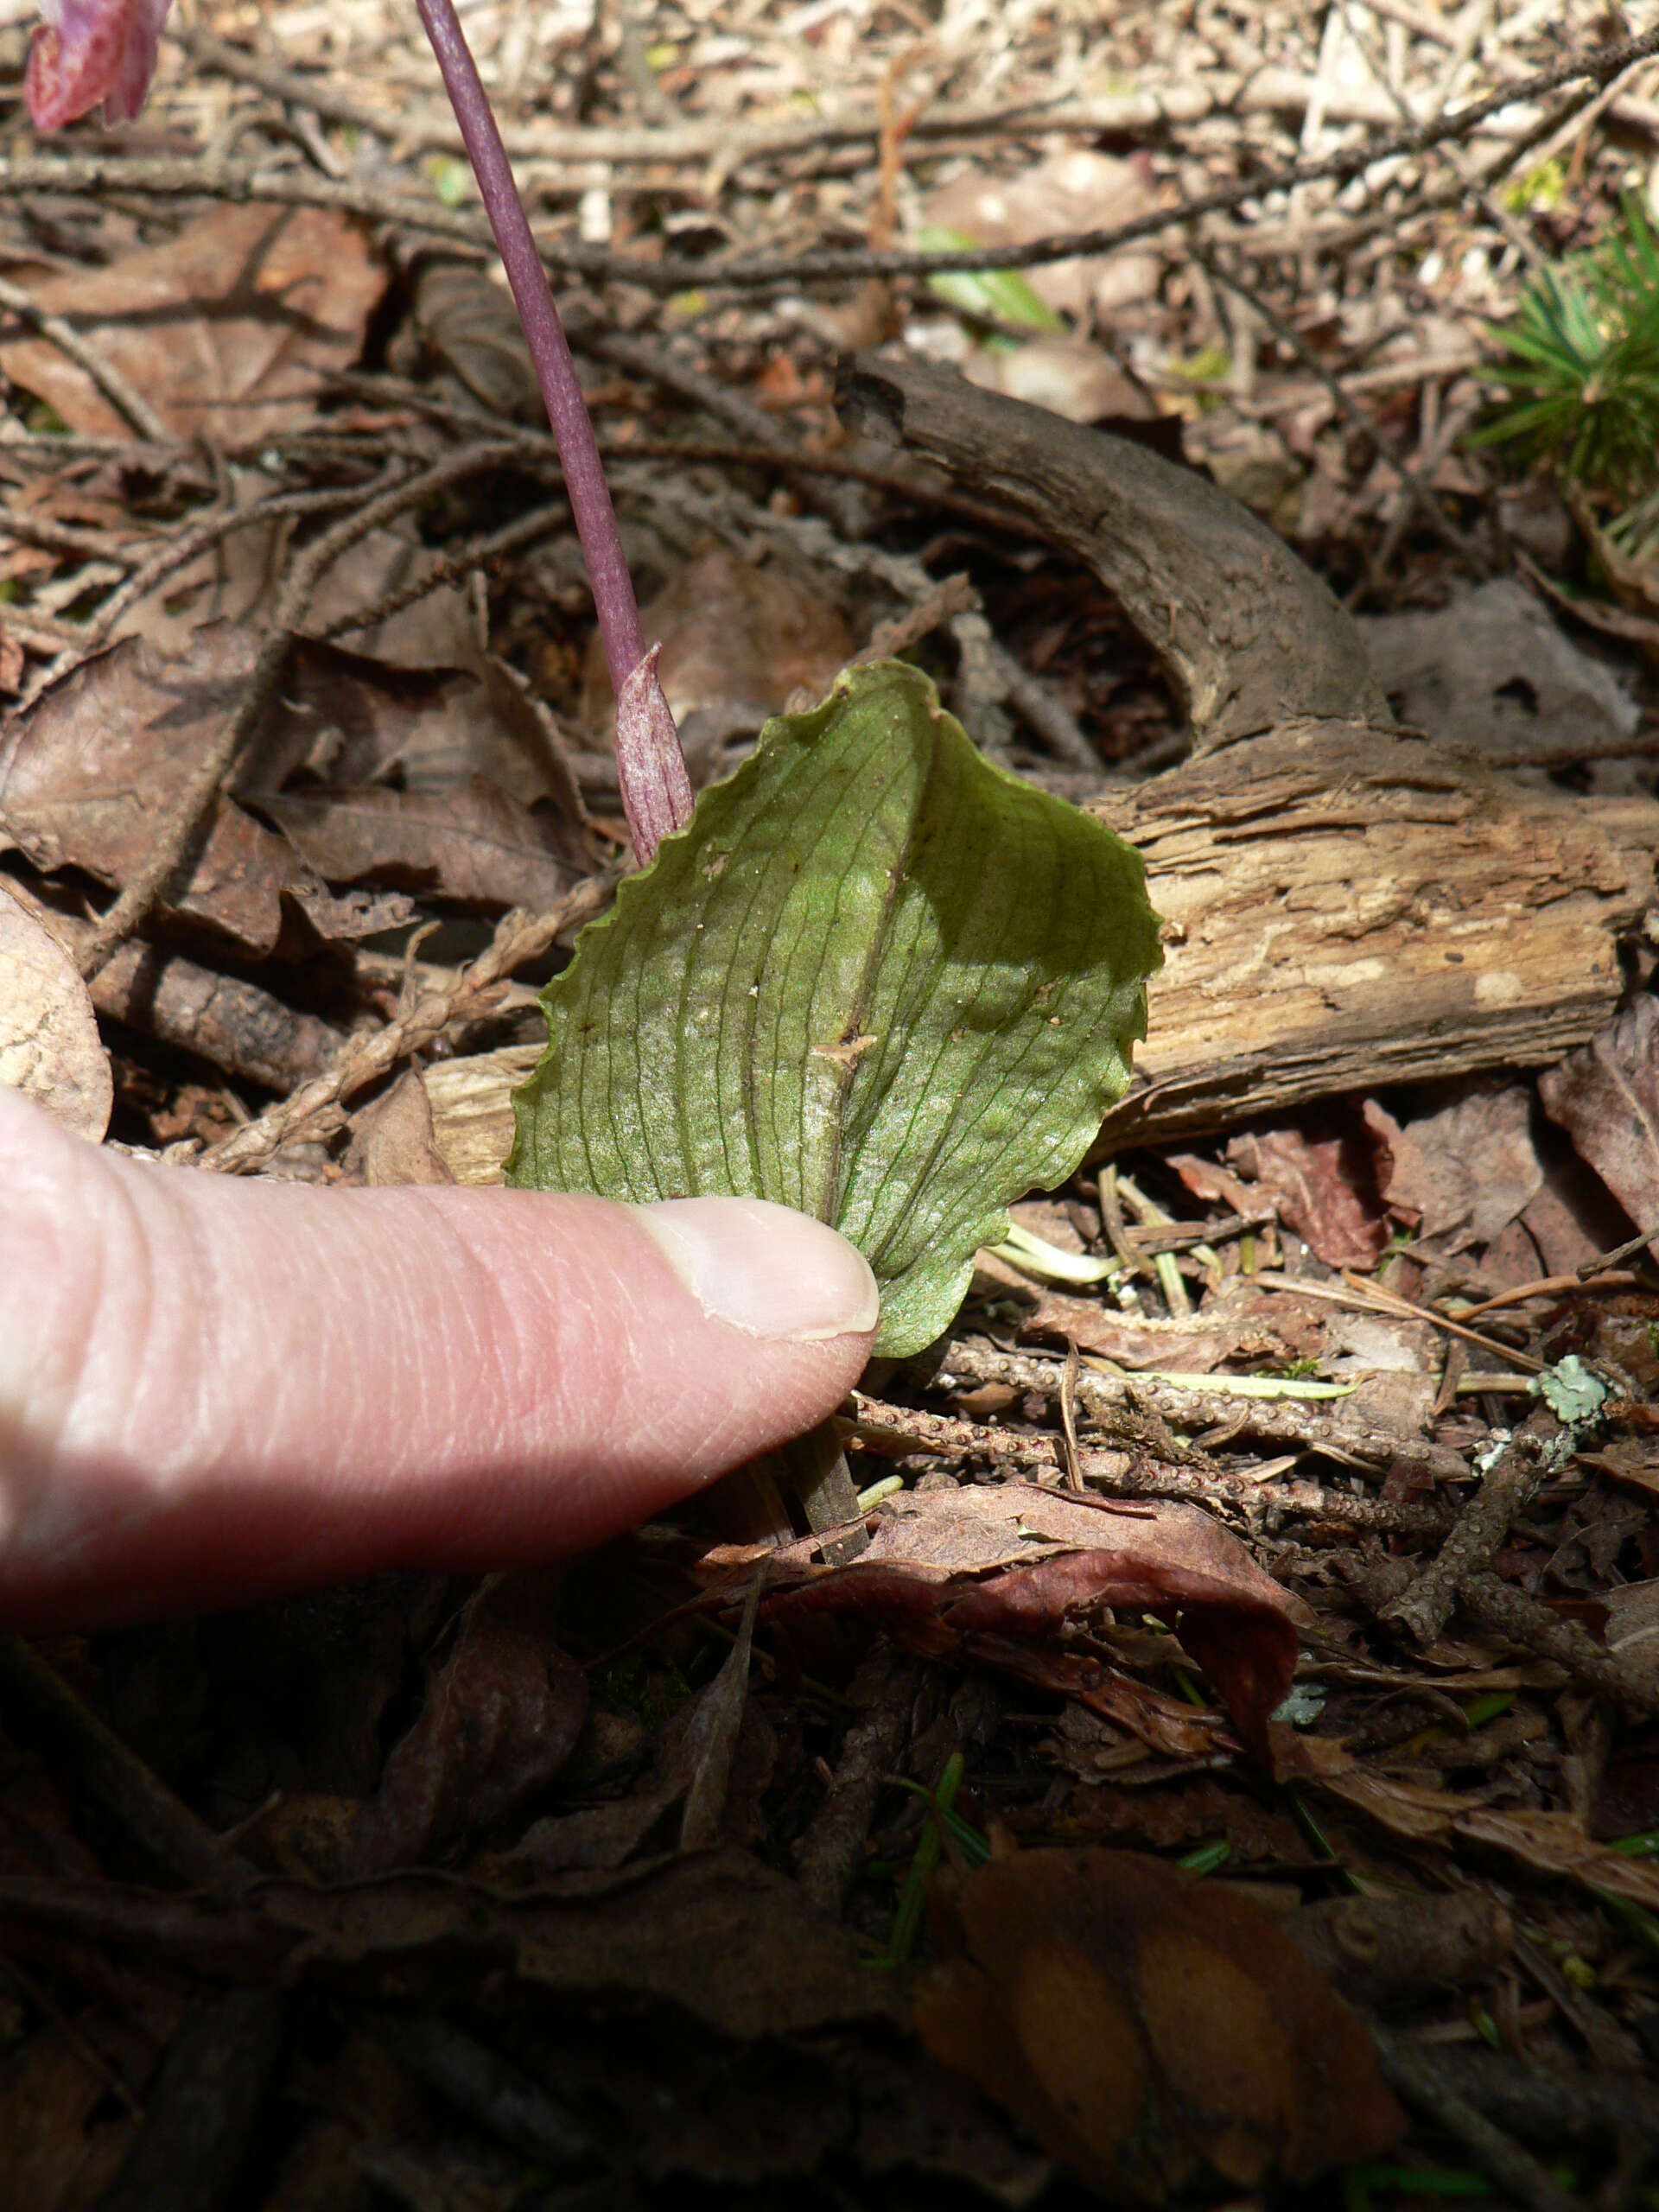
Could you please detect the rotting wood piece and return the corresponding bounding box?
[1102,722,1654,1145]
[422,358,1657,1171]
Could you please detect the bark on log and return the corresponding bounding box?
[422,357,1659,1183]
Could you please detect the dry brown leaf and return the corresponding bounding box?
[0,207,385,442]
[0,2017,138,2210]
[1363,1081,1543,1246]
[0,627,298,953]
[3,1850,898,2043]
[302,525,483,672]
[112,464,287,658]
[261,774,579,912]
[740,1484,1306,1757]
[0,886,111,1141]
[275,1577,589,1881]
[1540,995,1659,1253]
[1522,1147,1635,1274]
[341,1070,455,1189]
[916,1845,1403,2202]
[1281,1733,1659,1911]
[1227,1122,1389,1268]
[496,1668,774,1883]
[400,255,543,424]
[0,630,577,950]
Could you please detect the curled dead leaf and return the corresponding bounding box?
[0,887,111,1140]
[742,1484,1306,1758]
[916,1845,1403,2202]
[258,1576,587,1880]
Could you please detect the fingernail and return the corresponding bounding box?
[638,1197,880,1342]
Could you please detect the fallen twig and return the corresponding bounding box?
[1375,2030,1580,2212]
[198,888,606,1175]
[7,29,1657,294]
[1383,1408,1572,1647]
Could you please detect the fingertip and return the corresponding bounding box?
[635,1196,880,1343]
[0,1116,884,1626]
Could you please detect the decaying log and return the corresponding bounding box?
[1101,723,1653,1144]
[423,356,1657,1182]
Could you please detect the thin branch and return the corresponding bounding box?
[314,499,570,641]
[1382,1406,1573,1646]
[172,22,1659,174]
[19,478,384,709]
[198,889,608,1175]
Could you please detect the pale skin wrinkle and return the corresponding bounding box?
[0,1089,876,1632]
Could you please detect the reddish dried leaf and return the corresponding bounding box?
[1540,995,1659,1255]
[0,207,383,444]
[1165,1152,1258,1218]
[751,1484,1304,1758]
[916,1846,1402,2202]
[1363,1081,1542,1245]
[1227,1122,1388,1268]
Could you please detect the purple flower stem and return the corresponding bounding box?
[415,0,692,860]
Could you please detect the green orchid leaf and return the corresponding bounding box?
[506,660,1161,1357]
[918,226,1067,335]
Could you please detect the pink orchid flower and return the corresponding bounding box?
[26,0,172,131]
